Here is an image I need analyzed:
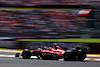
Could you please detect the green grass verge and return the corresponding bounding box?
[16,38,100,43]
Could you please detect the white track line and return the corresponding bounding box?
[0,55,15,57]
[0,54,37,58]
[85,58,100,61]
[0,54,100,61]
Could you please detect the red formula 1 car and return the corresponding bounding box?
[15,45,66,60]
[33,46,66,60]
[15,45,87,61]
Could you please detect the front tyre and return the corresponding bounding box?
[22,51,31,59]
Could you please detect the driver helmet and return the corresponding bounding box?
[23,49,29,51]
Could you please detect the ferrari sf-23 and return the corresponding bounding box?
[15,44,87,61]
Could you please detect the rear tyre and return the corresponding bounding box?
[64,52,71,61]
[78,53,86,61]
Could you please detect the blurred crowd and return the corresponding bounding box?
[0,9,87,33]
[0,0,100,6]
[0,9,85,33]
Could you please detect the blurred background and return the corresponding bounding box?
[0,0,100,54]
[0,0,100,6]
[0,8,99,39]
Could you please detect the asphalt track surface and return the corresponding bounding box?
[0,51,100,67]
[0,57,100,67]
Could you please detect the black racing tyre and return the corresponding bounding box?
[15,53,20,57]
[78,53,86,61]
[22,51,31,59]
[23,56,30,59]
[64,52,71,61]
[64,55,69,61]
[78,59,84,61]
[71,52,77,61]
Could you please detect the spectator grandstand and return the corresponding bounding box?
[0,0,100,6]
[0,8,99,38]
[0,9,86,33]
